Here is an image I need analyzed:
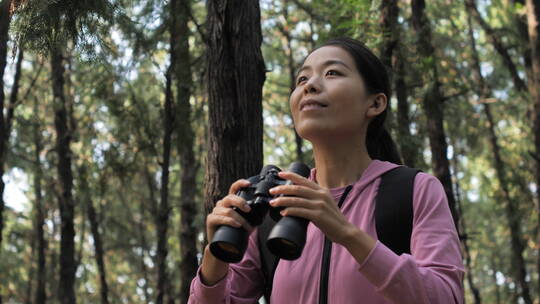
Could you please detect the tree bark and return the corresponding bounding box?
[155,54,174,304]
[0,2,12,274]
[6,48,22,137]
[204,0,266,216]
[525,0,540,298]
[379,0,398,75]
[449,138,482,304]
[379,0,398,131]
[33,98,47,304]
[465,7,533,303]
[87,194,109,304]
[51,47,77,304]
[512,0,534,88]
[394,45,417,168]
[279,0,305,163]
[380,0,416,167]
[410,0,460,229]
[171,0,199,303]
[79,166,109,304]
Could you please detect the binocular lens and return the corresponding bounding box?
[216,242,240,255]
[267,237,301,260]
[209,225,248,263]
[209,241,242,263]
[267,216,308,260]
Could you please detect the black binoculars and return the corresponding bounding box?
[209,162,311,263]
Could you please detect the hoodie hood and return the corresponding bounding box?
[309,160,401,198]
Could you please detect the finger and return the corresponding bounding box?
[207,213,242,228]
[210,207,253,232]
[269,183,320,199]
[229,179,251,195]
[277,171,320,190]
[216,194,251,213]
[270,196,320,210]
[279,207,317,221]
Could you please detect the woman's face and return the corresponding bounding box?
[289,46,375,143]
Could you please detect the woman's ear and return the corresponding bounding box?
[366,93,387,118]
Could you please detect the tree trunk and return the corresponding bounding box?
[171,0,199,303]
[155,55,174,304]
[137,200,152,303]
[79,166,109,304]
[378,0,399,135]
[6,48,22,138]
[449,139,482,304]
[25,230,36,304]
[118,180,152,303]
[512,0,534,88]
[33,98,47,304]
[279,0,304,163]
[465,6,533,303]
[379,0,419,168]
[51,47,77,304]
[87,192,109,304]
[394,45,417,168]
[0,2,12,274]
[379,0,398,76]
[525,0,540,298]
[204,0,266,216]
[410,0,460,230]
[484,104,532,304]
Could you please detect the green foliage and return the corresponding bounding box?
[13,0,122,57]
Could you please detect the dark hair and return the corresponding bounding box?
[314,37,402,164]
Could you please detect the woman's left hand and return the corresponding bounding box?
[268,170,355,245]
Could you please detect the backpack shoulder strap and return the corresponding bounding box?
[258,214,279,303]
[375,166,421,255]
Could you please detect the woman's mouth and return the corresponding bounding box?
[300,99,328,111]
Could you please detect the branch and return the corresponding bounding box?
[465,0,527,92]
[442,89,469,102]
[183,1,208,45]
[289,0,327,23]
[5,48,24,135]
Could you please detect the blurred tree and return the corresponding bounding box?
[410,0,460,229]
[171,0,200,302]
[525,0,540,296]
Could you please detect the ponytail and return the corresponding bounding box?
[367,126,402,165]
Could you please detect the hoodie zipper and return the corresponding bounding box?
[318,185,353,304]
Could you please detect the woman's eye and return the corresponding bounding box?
[326,70,340,76]
[297,76,308,84]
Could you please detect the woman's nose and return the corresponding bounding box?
[304,76,320,94]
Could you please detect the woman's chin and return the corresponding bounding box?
[297,126,339,143]
[297,124,361,145]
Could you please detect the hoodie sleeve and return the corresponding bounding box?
[188,228,265,304]
[357,172,465,304]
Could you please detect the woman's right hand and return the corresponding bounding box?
[200,179,255,286]
[206,179,255,243]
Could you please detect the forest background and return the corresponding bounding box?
[1,0,540,303]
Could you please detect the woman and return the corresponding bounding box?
[189,37,464,304]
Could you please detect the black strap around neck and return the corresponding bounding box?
[318,184,353,304]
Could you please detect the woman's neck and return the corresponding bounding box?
[312,138,372,189]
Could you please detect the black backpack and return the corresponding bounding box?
[257,166,420,302]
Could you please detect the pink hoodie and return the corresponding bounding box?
[189,160,465,303]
